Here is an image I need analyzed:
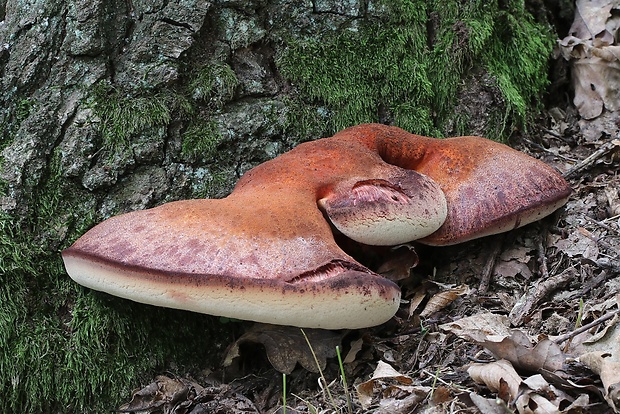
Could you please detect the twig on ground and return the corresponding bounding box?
[523,137,577,162]
[509,268,577,326]
[563,139,620,178]
[596,258,620,274]
[578,227,620,259]
[554,307,620,345]
[583,215,619,235]
[537,234,550,282]
[541,128,563,139]
[478,234,505,294]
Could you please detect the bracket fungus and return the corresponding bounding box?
[62,124,571,329]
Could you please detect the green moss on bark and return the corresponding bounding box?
[278,0,554,139]
[0,150,234,413]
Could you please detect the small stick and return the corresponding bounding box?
[578,227,620,259]
[478,234,505,294]
[536,236,549,282]
[563,139,620,178]
[522,137,577,162]
[583,214,619,234]
[509,268,576,326]
[554,307,620,345]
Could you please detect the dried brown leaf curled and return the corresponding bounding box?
[420,284,469,317]
[481,331,566,373]
[468,359,522,402]
[440,312,512,343]
[441,315,565,373]
[376,244,419,281]
[580,351,620,411]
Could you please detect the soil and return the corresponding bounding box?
[116,108,620,414]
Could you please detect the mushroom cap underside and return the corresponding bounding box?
[319,172,447,246]
[62,252,401,329]
[61,198,401,329]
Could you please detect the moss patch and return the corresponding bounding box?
[0,150,234,413]
[278,0,554,139]
[88,81,193,155]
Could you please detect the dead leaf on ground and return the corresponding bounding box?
[554,228,600,260]
[558,0,620,139]
[567,313,620,411]
[468,359,522,402]
[469,362,582,413]
[468,391,511,414]
[441,314,566,372]
[356,360,430,411]
[517,374,578,414]
[480,331,565,373]
[494,244,535,280]
[580,351,620,411]
[420,284,469,318]
[606,185,620,216]
[376,244,419,281]
[407,284,428,318]
[222,324,344,374]
[440,312,513,342]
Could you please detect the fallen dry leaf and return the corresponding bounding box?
[441,314,566,372]
[517,374,576,414]
[606,185,620,216]
[469,363,580,414]
[222,324,344,374]
[375,387,430,414]
[558,0,620,139]
[420,284,469,317]
[568,314,620,411]
[571,57,620,120]
[468,359,522,402]
[376,244,419,281]
[356,360,430,410]
[440,312,513,342]
[480,331,565,373]
[580,351,620,411]
[468,392,510,413]
[554,229,600,260]
[494,244,534,280]
[408,285,427,318]
[343,337,364,364]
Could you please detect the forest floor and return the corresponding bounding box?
[117,107,620,413]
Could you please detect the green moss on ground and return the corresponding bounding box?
[278,0,554,139]
[0,150,234,413]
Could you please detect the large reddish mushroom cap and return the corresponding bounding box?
[62,123,571,329]
[62,198,403,329]
[332,124,572,245]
